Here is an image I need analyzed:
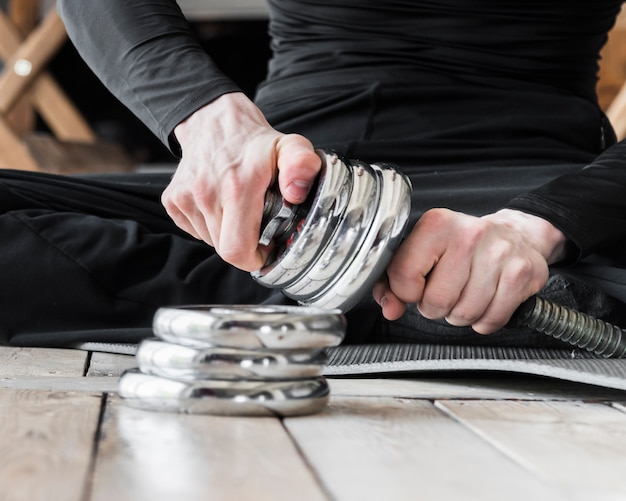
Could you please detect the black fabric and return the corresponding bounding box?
[265,0,617,102]
[0,171,271,345]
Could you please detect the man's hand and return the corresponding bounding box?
[162,92,321,271]
[372,208,568,334]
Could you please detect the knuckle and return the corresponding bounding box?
[218,245,250,268]
[447,307,478,326]
[418,208,453,231]
[420,290,455,317]
[386,263,424,302]
[501,256,537,288]
[472,310,510,334]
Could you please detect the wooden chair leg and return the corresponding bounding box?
[0,9,68,117]
[0,118,39,170]
[0,9,96,143]
[5,0,38,136]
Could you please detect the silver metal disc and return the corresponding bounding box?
[118,370,330,417]
[252,151,353,288]
[136,338,327,380]
[152,305,346,349]
[303,162,412,311]
[281,158,380,300]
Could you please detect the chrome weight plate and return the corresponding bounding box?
[253,151,352,289]
[281,158,379,299]
[252,150,412,312]
[304,162,412,311]
[153,305,346,349]
[118,370,330,417]
[136,338,327,380]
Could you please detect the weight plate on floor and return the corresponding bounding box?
[119,369,330,417]
[153,305,345,349]
[136,338,327,380]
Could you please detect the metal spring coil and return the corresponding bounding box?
[524,296,626,358]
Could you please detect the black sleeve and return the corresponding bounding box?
[57,0,241,154]
[505,140,626,260]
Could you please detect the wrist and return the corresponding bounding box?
[174,92,266,147]
[483,209,568,264]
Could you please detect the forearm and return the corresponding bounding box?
[58,0,240,152]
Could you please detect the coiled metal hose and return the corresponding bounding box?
[510,296,626,358]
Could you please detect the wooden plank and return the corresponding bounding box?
[437,400,626,500]
[0,388,103,501]
[0,376,118,392]
[89,396,327,501]
[87,353,136,377]
[328,377,626,401]
[613,402,626,413]
[285,397,562,501]
[0,347,88,377]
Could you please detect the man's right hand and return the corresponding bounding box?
[162,92,321,272]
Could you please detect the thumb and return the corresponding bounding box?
[276,134,321,205]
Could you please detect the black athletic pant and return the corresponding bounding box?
[0,170,280,346]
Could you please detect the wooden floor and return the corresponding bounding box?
[1,346,625,501]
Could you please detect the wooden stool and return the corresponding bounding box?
[0,1,133,173]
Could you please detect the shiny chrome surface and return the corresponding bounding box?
[308,162,412,311]
[136,338,327,380]
[153,305,346,349]
[259,191,307,247]
[282,158,379,300]
[254,151,353,288]
[119,369,330,417]
[253,150,412,312]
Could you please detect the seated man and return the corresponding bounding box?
[1,0,625,349]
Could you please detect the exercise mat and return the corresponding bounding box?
[77,341,626,391]
[325,343,626,391]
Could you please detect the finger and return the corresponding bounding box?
[441,235,512,328]
[372,276,407,320]
[217,182,268,271]
[444,272,498,329]
[161,188,213,244]
[428,234,506,325]
[470,256,548,334]
[276,135,321,205]
[417,244,474,320]
[385,209,456,305]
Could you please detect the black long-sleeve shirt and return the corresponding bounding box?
[57,0,626,260]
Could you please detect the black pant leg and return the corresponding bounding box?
[0,170,274,347]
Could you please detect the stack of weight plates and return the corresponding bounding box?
[119,305,346,417]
